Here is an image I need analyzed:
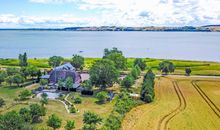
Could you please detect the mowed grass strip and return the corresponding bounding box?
[122,77,179,130]
[168,79,220,130]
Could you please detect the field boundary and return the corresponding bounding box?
[191,80,220,118]
[157,80,186,130]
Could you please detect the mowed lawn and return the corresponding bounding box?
[0,84,115,130]
[122,76,220,130]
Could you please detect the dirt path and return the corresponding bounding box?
[157,81,186,130]
[191,80,220,118]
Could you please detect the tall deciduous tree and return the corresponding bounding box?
[30,104,46,123]
[103,47,123,58]
[158,61,175,75]
[65,77,73,91]
[105,52,127,70]
[12,74,25,87]
[71,54,84,70]
[89,59,119,88]
[48,56,64,67]
[19,52,28,67]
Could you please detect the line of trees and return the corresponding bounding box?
[140,69,155,103]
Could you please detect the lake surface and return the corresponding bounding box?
[0,31,219,62]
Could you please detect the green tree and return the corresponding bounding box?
[81,80,93,91]
[105,52,127,70]
[40,93,48,106]
[89,59,119,88]
[40,79,48,86]
[158,61,175,75]
[65,77,73,91]
[19,52,28,67]
[0,71,7,85]
[121,75,134,88]
[30,104,46,123]
[0,111,24,130]
[134,58,146,71]
[18,90,31,100]
[185,67,192,76]
[47,114,62,130]
[5,76,13,86]
[130,67,138,79]
[58,79,65,90]
[103,112,122,130]
[48,56,64,67]
[6,67,19,76]
[103,47,123,58]
[65,120,75,130]
[0,98,5,107]
[12,74,25,87]
[19,107,32,122]
[83,111,102,130]
[26,65,39,79]
[74,97,82,104]
[96,91,108,103]
[72,54,84,70]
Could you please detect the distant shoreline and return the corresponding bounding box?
[0,25,220,32]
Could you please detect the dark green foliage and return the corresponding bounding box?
[140,69,155,103]
[47,114,62,130]
[105,52,127,70]
[19,52,28,67]
[69,106,77,113]
[19,90,31,100]
[0,98,5,107]
[48,56,64,67]
[65,120,75,130]
[74,97,82,104]
[19,108,32,122]
[72,54,84,70]
[185,67,192,76]
[114,92,136,115]
[82,123,96,130]
[103,112,122,130]
[134,65,141,75]
[83,111,102,125]
[0,71,7,85]
[81,80,93,91]
[6,67,19,76]
[130,67,138,79]
[65,77,73,91]
[30,104,46,123]
[103,47,123,58]
[5,76,13,86]
[159,61,175,74]
[40,93,48,106]
[121,75,134,88]
[89,59,119,87]
[0,111,24,130]
[40,79,48,86]
[134,58,146,71]
[26,65,39,78]
[96,91,108,103]
[12,73,25,87]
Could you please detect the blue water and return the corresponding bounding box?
[0,31,219,62]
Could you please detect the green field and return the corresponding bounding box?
[1,58,220,75]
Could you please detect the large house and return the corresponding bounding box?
[41,63,81,89]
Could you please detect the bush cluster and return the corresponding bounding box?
[121,66,141,88]
[140,69,155,103]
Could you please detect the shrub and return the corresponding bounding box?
[47,114,62,130]
[134,58,146,71]
[65,120,75,130]
[121,75,134,88]
[74,97,82,104]
[96,91,108,103]
[69,106,77,113]
[19,90,32,100]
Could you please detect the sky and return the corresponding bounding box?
[0,0,220,28]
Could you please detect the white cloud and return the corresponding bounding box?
[1,0,220,27]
